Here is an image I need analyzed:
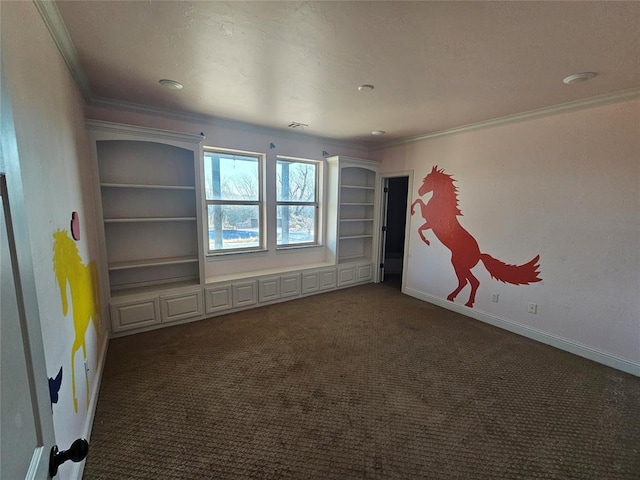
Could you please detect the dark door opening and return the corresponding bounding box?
[380,176,409,289]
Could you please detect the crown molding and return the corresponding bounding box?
[89,96,370,153]
[33,0,92,102]
[371,87,640,151]
[33,0,638,155]
[85,119,205,145]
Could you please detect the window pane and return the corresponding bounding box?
[205,152,259,201]
[208,204,260,250]
[277,161,316,202]
[277,205,316,245]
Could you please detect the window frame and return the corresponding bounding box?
[276,155,320,249]
[203,147,265,255]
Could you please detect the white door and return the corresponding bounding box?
[1,50,57,478]
[0,173,56,479]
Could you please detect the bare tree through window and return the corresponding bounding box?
[277,158,318,246]
[204,150,263,252]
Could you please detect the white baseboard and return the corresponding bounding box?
[403,287,640,378]
[61,286,639,480]
[69,333,109,480]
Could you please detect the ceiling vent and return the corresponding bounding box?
[286,122,308,129]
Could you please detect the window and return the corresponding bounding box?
[204,149,263,253]
[276,157,319,247]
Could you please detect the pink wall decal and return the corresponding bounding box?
[71,211,80,241]
[411,166,541,308]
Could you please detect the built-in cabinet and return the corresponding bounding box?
[301,268,337,294]
[326,156,380,268]
[89,122,380,337]
[338,263,373,287]
[88,121,205,334]
[88,121,205,300]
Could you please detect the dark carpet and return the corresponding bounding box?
[84,283,640,479]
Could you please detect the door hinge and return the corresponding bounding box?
[381,226,387,232]
[380,263,384,268]
[384,187,389,193]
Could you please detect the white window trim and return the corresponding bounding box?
[203,147,266,256]
[276,155,321,249]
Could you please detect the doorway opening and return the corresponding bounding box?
[379,174,410,289]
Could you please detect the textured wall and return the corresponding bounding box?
[373,99,640,369]
[1,2,107,478]
[85,103,369,279]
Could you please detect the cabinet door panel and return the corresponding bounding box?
[111,298,160,332]
[357,263,373,282]
[301,271,320,294]
[204,284,232,314]
[233,281,257,307]
[160,290,203,323]
[319,269,337,290]
[259,277,280,303]
[338,265,356,286]
[281,274,301,298]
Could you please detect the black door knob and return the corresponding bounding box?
[49,438,89,477]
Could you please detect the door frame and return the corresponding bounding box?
[375,170,413,290]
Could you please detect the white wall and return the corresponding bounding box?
[371,99,640,373]
[1,2,108,478]
[86,103,369,279]
[1,7,634,480]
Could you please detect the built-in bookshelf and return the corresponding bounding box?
[326,156,380,265]
[88,125,378,337]
[87,122,204,297]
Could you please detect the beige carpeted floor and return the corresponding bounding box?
[83,282,640,479]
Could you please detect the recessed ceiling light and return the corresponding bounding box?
[563,72,597,84]
[371,130,386,136]
[358,84,374,92]
[159,79,183,90]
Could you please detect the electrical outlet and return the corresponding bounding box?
[528,302,537,314]
[491,293,499,303]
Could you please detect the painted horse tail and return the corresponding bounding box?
[480,254,542,285]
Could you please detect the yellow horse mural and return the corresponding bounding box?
[53,230,101,412]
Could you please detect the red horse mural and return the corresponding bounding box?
[411,166,541,308]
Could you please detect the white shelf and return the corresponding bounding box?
[339,234,373,240]
[101,183,195,191]
[338,254,371,263]
[110,278,200,297]
[108,256,199,271]
[89,121,204,299]
[326,156,379,267]
[341,185,375,190]
[104,217,197,223]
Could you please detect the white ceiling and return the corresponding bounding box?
[54,1,640,147]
